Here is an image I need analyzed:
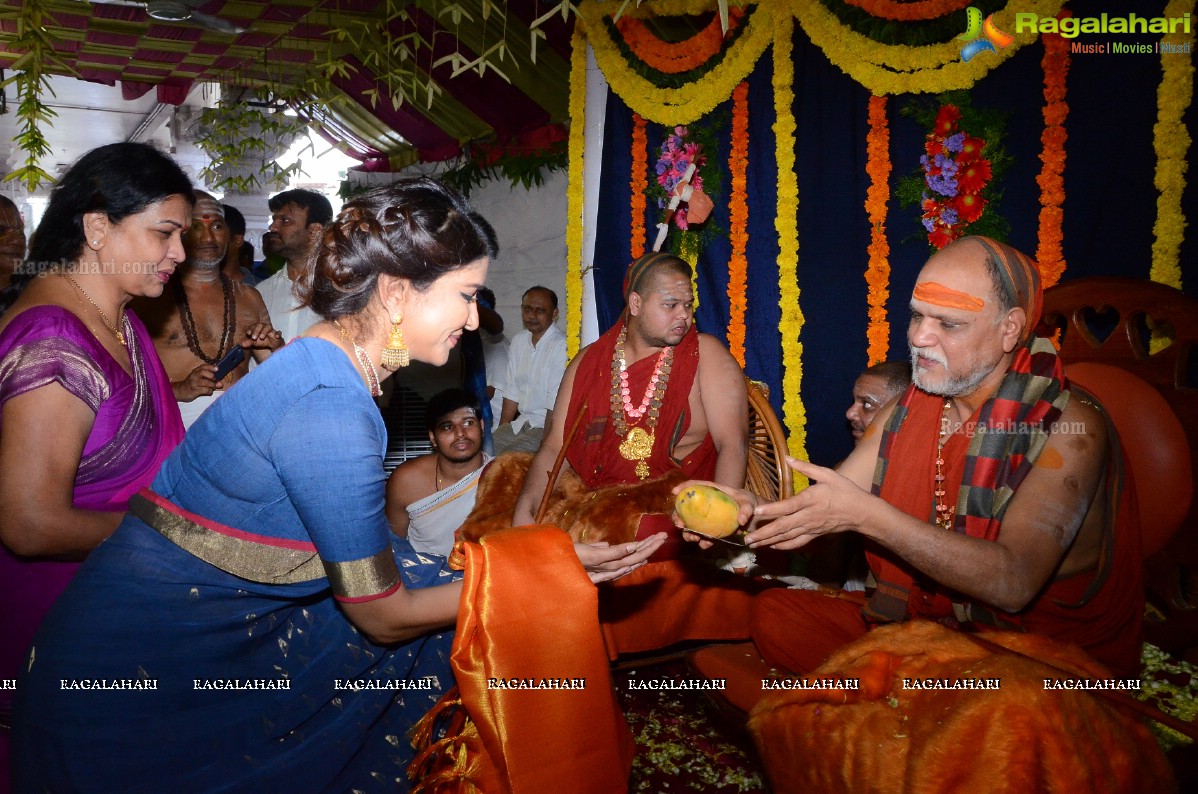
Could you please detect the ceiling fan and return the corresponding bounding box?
[86,0,250,35]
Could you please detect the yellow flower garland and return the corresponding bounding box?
[773,14,808,480]
[566,26,588,359]
[727,81,750,368]
[792,0,1065,95]
[865,94,892,365]
[578,0,773,126]
[1150,0,1193,290]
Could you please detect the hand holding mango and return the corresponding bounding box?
[675,484,742,538]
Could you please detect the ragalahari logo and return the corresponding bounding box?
[958,7,1015,61]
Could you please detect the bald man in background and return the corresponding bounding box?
[133,192,282,428]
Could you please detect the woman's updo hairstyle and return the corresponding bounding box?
[302,178,498,320]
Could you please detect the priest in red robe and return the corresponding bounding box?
[511,251,772,656]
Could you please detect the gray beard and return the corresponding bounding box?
[909,347,993,398]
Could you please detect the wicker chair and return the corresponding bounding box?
[745,380,793,503]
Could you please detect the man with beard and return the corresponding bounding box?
[741,236,1142,676]
[0,195,26,312]
[133,192,282,428]
[255,189,331,342]
[509,252,762,657]
[385,388,490,558]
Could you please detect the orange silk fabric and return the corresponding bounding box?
[912,281,986,311]
[749,621,1173,794]
[452,527,634,792]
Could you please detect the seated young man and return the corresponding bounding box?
[385,389,490,558]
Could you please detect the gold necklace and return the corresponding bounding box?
[332,320,382,397]
[934,399,956,530]
[434,458,444,492]
[61,273,126,345]
[609,325,673,480]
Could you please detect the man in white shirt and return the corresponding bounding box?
[254,189,332,343]
[492,286,567,454]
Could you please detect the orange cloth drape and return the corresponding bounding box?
[452,527,634,792]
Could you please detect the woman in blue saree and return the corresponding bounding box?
[11,179,663,792]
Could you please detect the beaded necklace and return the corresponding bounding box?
[176,274,235,365]
[934,399,957,530]
[609,325,673,480]
[333,320,382,397]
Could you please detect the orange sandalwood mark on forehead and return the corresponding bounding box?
[912,281,986,312]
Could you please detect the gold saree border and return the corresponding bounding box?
[130,490,401,601]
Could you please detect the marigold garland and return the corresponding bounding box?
[865,94,891,366]
[578,0,773,126]
[631,114,648,261]
[793,0,1065,95]
[1150,0,1193,291]
[773,14,808,481]
[615,8,745,74]
[727,80,750,368]
[566,26,588,359]
[1035,12,1071,289]
[842,0,972,22]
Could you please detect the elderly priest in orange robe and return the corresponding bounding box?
[710,236,1143,679]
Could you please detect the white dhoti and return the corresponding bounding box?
[406,455,492,557]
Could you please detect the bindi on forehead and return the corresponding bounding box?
[193,200,224,223]
[912,281,985,312]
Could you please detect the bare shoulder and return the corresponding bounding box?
[1052,391,1108,466]
[696,332,736,362]
[696,333,743,381]
[385,454,436,506]
[234,281,269,310]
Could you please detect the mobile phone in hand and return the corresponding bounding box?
[213,346,246,382]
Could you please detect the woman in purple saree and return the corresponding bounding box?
[0,143,191,791]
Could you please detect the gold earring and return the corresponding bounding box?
[380,312,409,370]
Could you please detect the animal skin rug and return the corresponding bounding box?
[748,620,1174,794]
[457,452,688,545]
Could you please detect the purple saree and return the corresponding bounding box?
[0,305,182,782]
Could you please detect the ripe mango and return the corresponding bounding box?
[675,485,741,538]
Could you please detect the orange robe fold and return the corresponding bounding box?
[869,388,1144,675]
[449,527,634,792]
[748,621,1173,794]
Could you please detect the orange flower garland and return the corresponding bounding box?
[842,0,972,22]
[865,94,892,365]
[615,8,745,74]
[1036,11,1071,288]
[727,80,750,367]
[631,113,648,260]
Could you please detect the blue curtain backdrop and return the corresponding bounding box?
[593,17,1198,468]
